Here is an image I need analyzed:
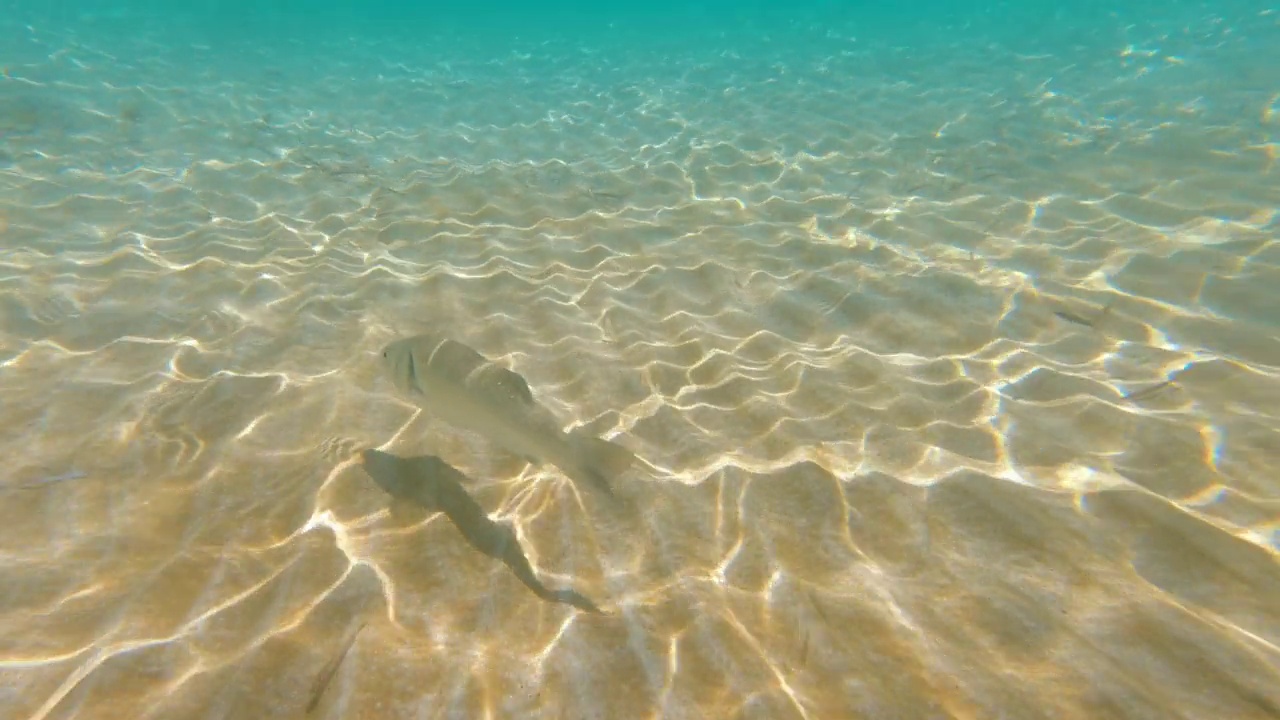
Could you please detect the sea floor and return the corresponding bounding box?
[1,7,1279,719]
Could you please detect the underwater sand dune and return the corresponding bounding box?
[1,10,1279,720]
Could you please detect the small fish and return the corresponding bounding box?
[1055,298,1117,329]
[1123,380,1175,402]
[1053,310,1094,327]
[380,334,636,495]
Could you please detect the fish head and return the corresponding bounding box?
[380,337,424,395]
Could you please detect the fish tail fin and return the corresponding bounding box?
[564,431,636,496]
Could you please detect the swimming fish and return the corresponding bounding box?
[1053,310,1095,327]
[1054,298,1116,329]
[1122,379,1175,402]
[379,333,636,495]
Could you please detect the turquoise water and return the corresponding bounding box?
[2,2,1278,718]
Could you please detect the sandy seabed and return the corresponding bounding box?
[1,9,1279,720]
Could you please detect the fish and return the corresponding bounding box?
[1122,379,1175,402]
[379,333,636,496]
[1053,310,1095,327]
[1054,298,1117,329]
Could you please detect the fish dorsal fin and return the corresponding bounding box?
[426,338,489,385]
[470,364,535,405]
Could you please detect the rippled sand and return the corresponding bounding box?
[2,8,1279,720]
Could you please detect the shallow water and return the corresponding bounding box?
[1,4,1278,719]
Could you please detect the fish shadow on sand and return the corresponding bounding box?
[360,449,602,614]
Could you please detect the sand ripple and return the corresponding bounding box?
[2,6,1279,720]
